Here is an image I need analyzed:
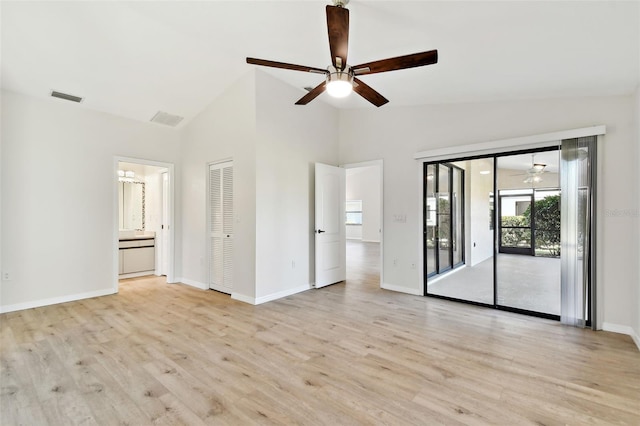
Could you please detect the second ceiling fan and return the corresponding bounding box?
[246,0,438,107]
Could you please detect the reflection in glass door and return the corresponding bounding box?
[437,165,452,272]
[499,191,533,256]
[496,151,561,317]
[425,158,493,304]
[423,163,464,278]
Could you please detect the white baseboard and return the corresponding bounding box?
[633,329,640,351]
[232,284,312,305]
[119,271,155,280]
[230,292,255,304]
[0,288,116,314]
[362,239,381,243]
[177,277,208,290]
[381,282,423,296]
[255,284,312,304]
[602,322,640,351]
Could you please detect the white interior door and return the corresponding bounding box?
[315,163,346,288]
[209,161,233,293]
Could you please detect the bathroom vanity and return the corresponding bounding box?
[119,231,155,277]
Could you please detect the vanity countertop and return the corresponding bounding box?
[119,231,155,241]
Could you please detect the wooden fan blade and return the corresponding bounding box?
[353,78,388,107]
[295,81,327,105]
[246,58,327,74]
[326,5,349,70]
[352,50,438,76]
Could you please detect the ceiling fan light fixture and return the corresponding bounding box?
[532,163,546,172]
[326,68,353,98]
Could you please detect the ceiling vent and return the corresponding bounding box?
[150,111,184,127]
[50,90,83,103]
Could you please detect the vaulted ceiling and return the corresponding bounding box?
[2,1,638,127]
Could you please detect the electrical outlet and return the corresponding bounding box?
[393,259,398,267]
[411,263,416,269]
[291,260,296,269]
[2,272,10,281]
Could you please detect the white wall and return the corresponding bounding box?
[179,70,339,303]
[254,71,339,300]
[463,159,494,266]
[346,166,381,242]
[339,95,638,330]
[634,84,640,348]
[0,90,180,312]
[179,71,257,300]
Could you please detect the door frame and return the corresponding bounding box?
[113,157,176,292]
[206,158,234,294]
[415,125,605,328]
[342,160,384,288]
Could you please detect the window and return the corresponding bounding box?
[346,200,362,225]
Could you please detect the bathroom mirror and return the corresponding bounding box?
[118,181,145,231]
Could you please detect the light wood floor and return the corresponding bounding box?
[2,245,639,425]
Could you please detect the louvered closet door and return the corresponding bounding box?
[209,161,233,293]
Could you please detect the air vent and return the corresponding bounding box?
[150,111,184,127]
[50,90,83,103]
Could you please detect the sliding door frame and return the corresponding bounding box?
[424,146,563,321]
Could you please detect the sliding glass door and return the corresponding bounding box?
[424,144,596,326]
[425,159,493,304]
[496,151,561,316]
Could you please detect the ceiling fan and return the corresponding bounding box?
[511,154,548,183]
[246,0,438,107]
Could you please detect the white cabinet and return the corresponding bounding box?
[119,237,155,275]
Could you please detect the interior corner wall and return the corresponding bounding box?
[466,160,494,266]
[0,90,181,312]
[179,71,257,300]
[254,71,339,300]
[338,94,638,331]
[346,166,381,242]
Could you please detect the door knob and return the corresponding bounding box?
[317,229,326,234]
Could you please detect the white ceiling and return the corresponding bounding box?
[2,1,638,127]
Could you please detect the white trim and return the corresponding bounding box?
[382,282,423,296]
[0,288,115,314]
[119,271,155,280]
[361,239,380,243]
[231,284,313,305]
[602,323,640,350]
[255,284,313,304]
[414,125,606,161]
[178,277,209,291]
[342,159,384,290]
[230,292,256,305]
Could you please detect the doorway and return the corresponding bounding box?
[114,157,175,291]
[343,160,383,288]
